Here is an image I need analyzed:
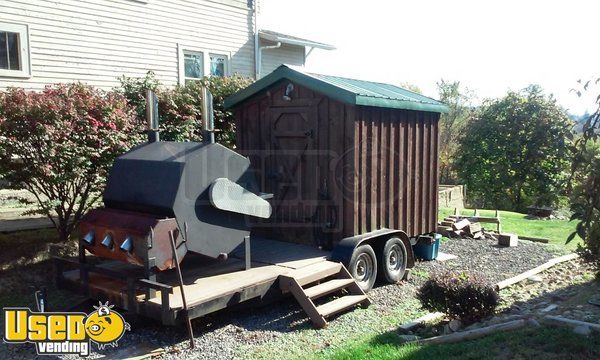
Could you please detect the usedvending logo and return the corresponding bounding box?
[3,302,130,356]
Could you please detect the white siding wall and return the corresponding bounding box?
[260,41,305,77]
[0,0,258,90]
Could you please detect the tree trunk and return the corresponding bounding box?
[513,183,523,211]
[57,216,70,242]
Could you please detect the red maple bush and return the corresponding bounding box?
[0,83,141,241]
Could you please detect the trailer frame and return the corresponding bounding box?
[54,237,332,326]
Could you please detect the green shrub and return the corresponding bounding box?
[185,76,253,147]
[117,72,253,148]
[417,271,499,323]
[568,81,600,274]
[0,83,141,241]
[157,83,203,142]
[117,71,161,124]
[569,119,600,272]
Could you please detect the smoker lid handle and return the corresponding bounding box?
[209,178,272,219]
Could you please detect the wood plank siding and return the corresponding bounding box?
[234,80,440,246]
[0,0,306,90]
[354,107,439,237]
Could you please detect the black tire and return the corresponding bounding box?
[378,237,407,284]
[348,244,377,292]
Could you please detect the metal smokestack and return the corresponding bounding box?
[201,87,215,144]
[146,89,160,143]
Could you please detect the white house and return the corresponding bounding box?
[0,0,334,90]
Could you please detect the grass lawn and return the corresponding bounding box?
[439,208,582,251]
[324,326,600,360]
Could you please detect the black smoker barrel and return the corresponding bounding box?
[79,141,271,270]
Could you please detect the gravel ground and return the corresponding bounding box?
[1,238,567,360]
[412,238,561,284]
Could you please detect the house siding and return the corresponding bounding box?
[260,41,304,77]
[0,0,304,90]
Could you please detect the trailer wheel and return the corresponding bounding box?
[348,244,377,292]
[378,237,407,284]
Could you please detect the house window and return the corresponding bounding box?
[178,45,230,84]
[0,22,30,78]
[183,51,204,83]
[0,32,19,70]
[209,54,228,77]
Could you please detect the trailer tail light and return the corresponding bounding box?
[82,230,95,244]
[120,236,133,252]
[101,234,113,249]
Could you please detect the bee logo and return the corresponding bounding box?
[84,302,130,349]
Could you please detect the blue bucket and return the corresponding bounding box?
[414,233,441,261]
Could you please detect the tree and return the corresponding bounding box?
[568,79,600,269]
[0,84,140,241]
[436,79,474,184]
[456,85,573,211]
[117,72,253,148]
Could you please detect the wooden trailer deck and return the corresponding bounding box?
[56,238,368,327]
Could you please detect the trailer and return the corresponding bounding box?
[55,69,447,331]
[55,237,365,328]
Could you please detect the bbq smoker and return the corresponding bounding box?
[78,90,272,272]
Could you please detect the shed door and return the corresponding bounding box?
[267,106,318,224]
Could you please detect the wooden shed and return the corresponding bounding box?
[224,65,448,247]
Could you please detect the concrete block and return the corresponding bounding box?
[498,233,518,247]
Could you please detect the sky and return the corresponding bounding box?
[259,0,599,115]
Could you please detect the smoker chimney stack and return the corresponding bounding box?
[201,87,215,144]
[146,90,160,143]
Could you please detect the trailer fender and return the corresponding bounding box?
[331,228,415,269]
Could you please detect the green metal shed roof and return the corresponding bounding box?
[224,65,448,113]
